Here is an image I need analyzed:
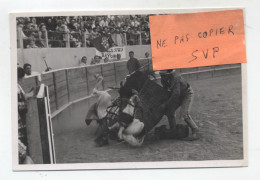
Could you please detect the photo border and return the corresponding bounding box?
[10,8,248,171]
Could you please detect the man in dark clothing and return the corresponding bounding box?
[127,51,141,74]
[159,69,199,140]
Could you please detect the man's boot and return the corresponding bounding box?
[184,115,200,141]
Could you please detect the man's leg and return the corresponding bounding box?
[166,111,177,130]
[180,93,199,140]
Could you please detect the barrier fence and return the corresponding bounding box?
[21,60,241,118]
[20,60,241,164]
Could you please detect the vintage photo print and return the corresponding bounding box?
[10,8,247,170]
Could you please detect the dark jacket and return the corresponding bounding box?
[127,58,141,74]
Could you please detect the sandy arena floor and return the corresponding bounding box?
[54,73,243,163]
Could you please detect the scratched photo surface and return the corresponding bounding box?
[13,9,246,169]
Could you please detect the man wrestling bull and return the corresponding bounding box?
[159,69,200,140]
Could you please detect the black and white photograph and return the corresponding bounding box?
[11,9,247,170]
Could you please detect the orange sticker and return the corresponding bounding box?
[149,9,247,70]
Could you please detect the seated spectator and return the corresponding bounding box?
[26,39,38,48]
[79,56,88,66]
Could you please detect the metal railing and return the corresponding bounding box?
[17,29,150,49]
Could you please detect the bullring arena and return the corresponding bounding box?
[18,46,243,163]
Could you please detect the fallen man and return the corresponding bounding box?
[85,74,112,146]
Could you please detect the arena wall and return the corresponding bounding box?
[17,45,152,72]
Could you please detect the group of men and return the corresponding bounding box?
[87,50,199,147]
[126,51,200,140]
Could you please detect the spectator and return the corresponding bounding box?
[91,27,100,39]
[130,16,140,27]
[26,39,38,48]
[127,28,140,45]
[145,52,150,58]
[91,55,101,65]
[123,18,131,28]
[61,17,68,26]
[79,56,88,66]
[95,25,102,34]
[103,57,110,63]
[117,54,121,60]
[127,51,140,74]
[68,19,77,31]
[23,63,41,81]
[85,27,93,47]
[23,23,34,38]
[17,67,35,164]
[31,17,38,31]
[17,22,28,41]
[56,24,70,47]
[122,25,128,33]
[111,28,125,46]
[99,16,109,27]
[45,18,56,31]
[37,23,47,47]
[17,14,152,49]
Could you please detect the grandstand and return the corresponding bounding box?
[16,15,151,49]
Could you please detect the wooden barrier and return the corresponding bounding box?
[102,63,116,89]
[25,98,43,164]
[114,61,128,86]
[22,61,241,119]
[53,70,69,109]
[67,67,88,101]
[41,73,56,112]
[86,65,103,95]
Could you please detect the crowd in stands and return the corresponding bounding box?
[16,15,152,48]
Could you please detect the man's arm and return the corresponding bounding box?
[164,77,181,107]
[135,58,141,70]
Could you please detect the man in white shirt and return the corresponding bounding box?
[79,56,88,66]
[23,63,41,82]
